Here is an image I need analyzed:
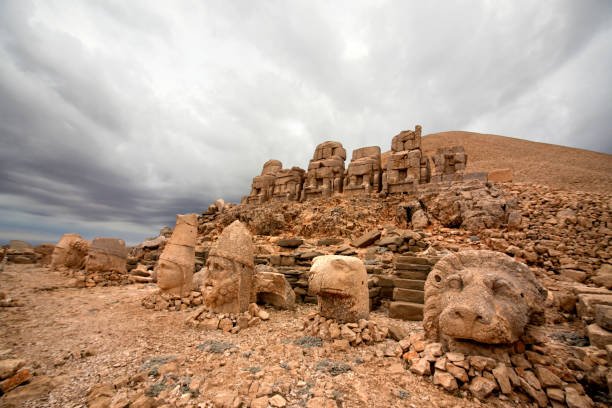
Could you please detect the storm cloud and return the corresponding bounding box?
[1,0,611,245]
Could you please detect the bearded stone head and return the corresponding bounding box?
[203,220,254,314]
[424,250,546,346]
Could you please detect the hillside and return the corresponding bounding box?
[422,131,612,193]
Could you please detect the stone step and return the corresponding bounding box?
[393,278,425,290]
[393,288,424,303]
[395,256,431,265]
[396,270,429,280]
[389,301,424,321]
[395,262,432,272]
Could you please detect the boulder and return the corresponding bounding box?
[254,270,296,309]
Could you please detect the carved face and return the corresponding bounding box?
[436,268,529,344]
[203,255,238,308]
[157,259,185,292]
[424,251,546,345]
[309,256,369,323]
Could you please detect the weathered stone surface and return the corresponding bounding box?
[534,365,562,388]
[431,146,467,182]
[389,301,423,320]
[0,368,32,393]
[492,363,513,394]
[420,181,518,231]
[86,238,127,274]
[244,160,282,204]
[203,220,255,314]
[254,270,296,309]
[350,230,381,248]
[302,141,346,199]
[410,358,431,376]
[424,250,546,345]
[271,167,306,201]
[33,244,55,265]
[277,238,303,248]
[308,255,369,322]
[468,376,496,400]
[488,168,513,183]
[383,125,431,193]
[50,233,89,270]
[344,146,382,194]
[0,359,25,380]
[591,264,612,289]
[594,304,612,330]
[157,214,198,298]
[433,370,458,391]
[586,323,612,349]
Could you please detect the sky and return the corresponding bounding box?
[1,0,611,246]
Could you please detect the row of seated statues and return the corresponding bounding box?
[242,125,468,203]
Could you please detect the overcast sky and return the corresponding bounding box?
[1,0,611,246]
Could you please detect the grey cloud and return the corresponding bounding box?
[0,0,610,245]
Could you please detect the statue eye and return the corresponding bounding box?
[493,279,514,296]
[447,274,462,290]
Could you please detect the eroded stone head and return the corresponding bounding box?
[424,250,546,346]
[86,238,128,274]
[50,233,88,270]
[203,220,254,314]
[309,255,369,323]
[157,214,197,297]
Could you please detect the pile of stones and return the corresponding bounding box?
[185,303,269,333]
[403,335,599,407]
[141,290,204,311]
[301,312,388,346]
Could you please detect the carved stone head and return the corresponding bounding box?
[424,250,546,345]
[50,233,87,270]
[203,220,254,314]
[157,214,198,297]
[309,255,369,323]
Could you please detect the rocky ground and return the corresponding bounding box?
[0,264,491,408]
[1,181,611,407]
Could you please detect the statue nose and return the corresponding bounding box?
[450,305,491,325]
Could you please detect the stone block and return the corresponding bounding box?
[487,168,512,183]
[393,288,424,303]
[389,301,423,320]
[587,323,612,349]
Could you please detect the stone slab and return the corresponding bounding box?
[393,288,425,303]
[389,301,423,320]
[393,278,425,290]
